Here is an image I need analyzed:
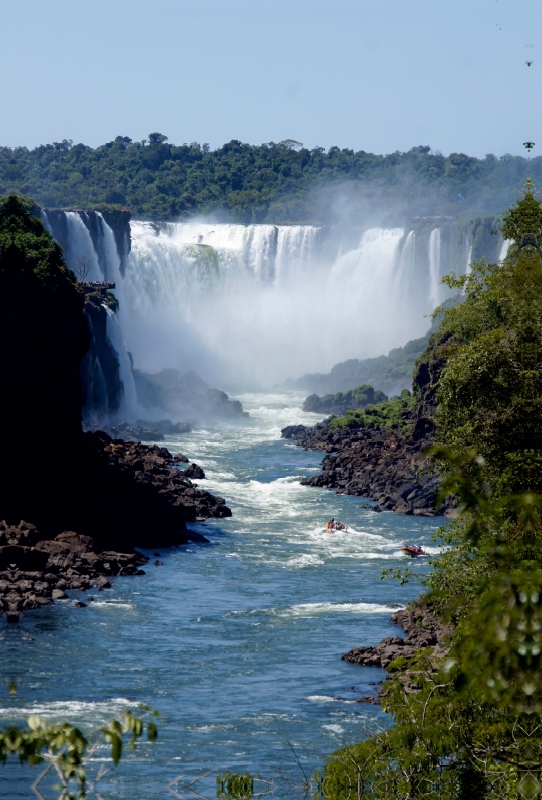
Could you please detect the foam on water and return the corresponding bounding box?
[3,391,443,798]
[0,698,134,722]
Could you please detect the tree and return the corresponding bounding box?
[147,132,168,145]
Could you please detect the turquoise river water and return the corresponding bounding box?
[2,392,442,798]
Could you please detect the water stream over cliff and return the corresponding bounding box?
[42,210,512,421]
[3,392,441,798]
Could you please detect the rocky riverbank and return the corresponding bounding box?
[343,603,452,703]
[282,417,447,515]
[86,430,230,525]
[0,432,230,622]
[0,521,148,622]
[283,328,454,516]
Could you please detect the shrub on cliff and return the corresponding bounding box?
[330,389,414,430]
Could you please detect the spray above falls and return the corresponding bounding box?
[43,211,510,416]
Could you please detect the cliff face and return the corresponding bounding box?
[0,196,231,555]
[81,293,123,422]
[0,197,90,450]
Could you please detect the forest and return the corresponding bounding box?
[1,134,541,223]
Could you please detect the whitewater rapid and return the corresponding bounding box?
[3,392,441,798]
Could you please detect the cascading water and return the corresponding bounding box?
[500,238,513,261]
[43,209,138,423]
[121,223,447,387]
[465,243,473,275]
[428,228,442,307]
[44,211,509,400]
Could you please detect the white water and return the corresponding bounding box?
[121,223,442,388]
[500,238,513,261]
[64,212,103,281]
[465,243,473,275]
[44,213,462,414]
[428,228,442,307]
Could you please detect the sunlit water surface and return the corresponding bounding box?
[2,393,441,797]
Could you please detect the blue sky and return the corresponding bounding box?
[1,0,540,157]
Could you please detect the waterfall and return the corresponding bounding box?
[428,229,442,307]
[46,211,500,394]
[500,238,513,261]
[43,209,138,423]
[393,230,416,295]
[121,223,438,385]
[466,243,473,275]
[63,213,103,280]
[104,307,139,417]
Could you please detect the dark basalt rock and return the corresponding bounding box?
[0,520,149,621]
[136,419,195,436]
[104,421,164,442]
[342,604,452,669]
[290,330,457,516]
[293,418,444,515]
[280,424,308,439]
[184,463,205,479]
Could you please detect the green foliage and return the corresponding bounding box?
[316,684,534,799]
[330,389,414,429]
[313,184,542,798]
[0,707,157,799]
[216,772,254,799]
[332,384,387,407]
[1,138,541,222]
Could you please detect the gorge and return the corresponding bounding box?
[0,191,519,797]
[41,208,510,423]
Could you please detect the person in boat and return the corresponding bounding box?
[326,518,335,533]
[335,521,347,531]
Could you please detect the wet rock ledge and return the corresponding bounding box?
[343,603,452,669]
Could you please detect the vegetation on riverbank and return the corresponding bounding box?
[316,180,542,798]
[2,135,542,222]
[329,389,414,430]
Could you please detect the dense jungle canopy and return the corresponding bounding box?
[1,135,541,222]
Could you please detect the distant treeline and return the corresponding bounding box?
[1,134,540,222]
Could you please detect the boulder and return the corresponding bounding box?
[183,463,205,479]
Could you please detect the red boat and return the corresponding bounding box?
[401,545,426,557]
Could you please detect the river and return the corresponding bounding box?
[2,392,441,798]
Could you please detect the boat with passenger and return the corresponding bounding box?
[401,544,426,557]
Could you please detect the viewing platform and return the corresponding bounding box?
[79,281,116,294]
